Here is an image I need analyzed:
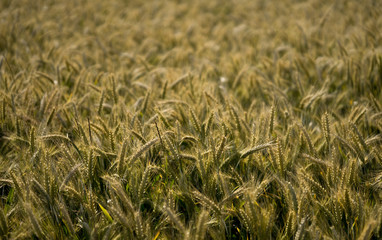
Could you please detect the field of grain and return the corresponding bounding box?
[1,0,382,239]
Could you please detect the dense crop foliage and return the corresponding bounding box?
[1,0,382,239]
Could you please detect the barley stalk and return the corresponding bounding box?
[0,208,7,236]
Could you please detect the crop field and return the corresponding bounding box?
[0,0,382,239]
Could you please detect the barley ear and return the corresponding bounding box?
[111,74,118,104]
[195,210,209,240]
[163,206,186,234]
[118,138,128,175]
[59,201,75,236]
[357,218,377,240]
[190,108,201,134]
[161,80,168,99]
[276,138,285,178]
[135,211,146,239]
[109,130,115,151]
[59,164,81,192]
[25,204,45,239]
[98,91,105,115]
[294,217,306,240]
[30,127,36,153]
[240,142,274,159]
[268,105,275,138]
[301,125,317,156]
[141,90,150,114]
[129,137,158,166]
[229,104,242,133]
[321,112,330,149]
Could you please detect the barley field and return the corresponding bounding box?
[0,0,382,239]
